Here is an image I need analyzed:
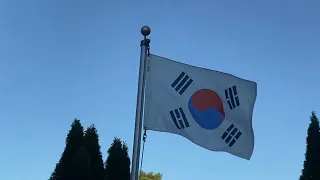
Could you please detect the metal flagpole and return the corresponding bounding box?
[131,26,151,180]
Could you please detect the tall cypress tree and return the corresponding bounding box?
[49,119,85,180]
[300,111,320,180]
[104,137,131,180]
[84,125,105,180]
[71,146,91,180]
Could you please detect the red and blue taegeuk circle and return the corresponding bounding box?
[188,89,225,130]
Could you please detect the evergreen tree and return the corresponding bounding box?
[104,137,131,180]
[84,125,105,180]
[49,118,85,180]
[300,111,320,180]
[71,146,91,180]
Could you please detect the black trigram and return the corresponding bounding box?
[169,108,189,129]
[221,124,242,147]
[225,86,240,110]
[171,72,193,95]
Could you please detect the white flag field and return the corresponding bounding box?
[143,54,257,160]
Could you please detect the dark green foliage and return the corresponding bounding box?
[104,137,131,180]
[49,120,161,180]
[139,171,162,180]
[84,125,105,180]
[50,118,85,180]
[71,146,91,180]
[300,111,320,180]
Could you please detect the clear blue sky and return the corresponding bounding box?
[0,0,319,179]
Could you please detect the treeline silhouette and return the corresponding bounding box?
[49,119,162,180]
[300,112,320,180]
[48,111,320,180]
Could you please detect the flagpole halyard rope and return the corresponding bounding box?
[139,125,147,176]
[140,39,149,176]
[147,43,150,56]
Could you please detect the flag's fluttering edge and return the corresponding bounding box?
[143,54,257,160]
